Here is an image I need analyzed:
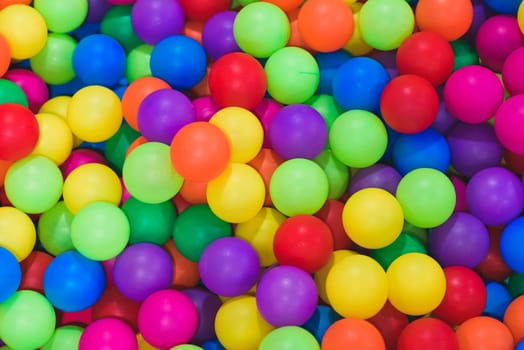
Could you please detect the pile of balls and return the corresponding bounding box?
[2,0,524,349]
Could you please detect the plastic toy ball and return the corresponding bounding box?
[455,316,514,350]
[33,0,88,34]
[494,95,524,155]
[201,11,240,61]
[0,246,21,303]
[79,318,137,350]
[321,318,385,350]
[130,0,185,45]
[0,206,36,261]
[259,326,320,350]
[415,0,473,41]
[41,325,83,350]
[397,317,459,350]
[502,47,524,96]
[0,104,39,161]
[178,0,230,21]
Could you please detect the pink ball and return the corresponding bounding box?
[120,177,131,205]
[443,65,504,124]
[494,95,524,155]
[252,97,282,148]
[79,318,138,350]
[475,15,524,72]
[4,68,49,113]
[60,148,108,178]
[502,47,524,96]
[102,257,116,285]
[138,289,198,349]
[192,96,220,122]
[451,175,467,212]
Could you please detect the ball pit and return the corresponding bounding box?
[2,0,524,349]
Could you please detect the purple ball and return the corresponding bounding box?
[86,0,112,23]
[202,11,240,61]
[256,265,318,327]
[269,104,328,160]
[137,88,196,144]
[466,167,524,226]
[463,0,493,44]
[199,237,260,297]
[182,288,222,343]
[113,243,173,301]
[131,0,185,45]
[431,87,458,135]
[348,163,402,195]
[447,122,504,177]
[429,212,490,268]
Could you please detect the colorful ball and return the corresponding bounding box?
[100,4,143,53]
[79,318,137,350]
[37,201,74,256]
[4,68,49,112]
[259,326,320,350]
[397,317,459,350]
[182,288,222,343]
[321,318,385,350]
[0,206,36,261]
[31,113,73,165]
[348,163,401,196]
[201,11,239,61]
[494,95,524,155]
[501,217,524,274]
[0,103,39,161]
[502,47,524,96]
[42,325,83,350]
[371,233,427,270]
[455,316,514,350]
[0,246,21,303]
[131,0,185,45]
[504,295,524,344]
[415,0,473,41]
[33,0,88,33]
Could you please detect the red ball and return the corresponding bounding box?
[396,31,454,86]
[273,215,333,273]
[475,226,512,282]
[0,103,39,161]
[380,74,439,134]
[178,0,230,21]
[19,251,53,294]
[397,317,459,350]
[314,199,353,251]
[208,52,267,110]
[92,285,141,331]
[432,266,486,326]
[368,301,410,350]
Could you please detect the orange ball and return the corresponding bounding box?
[298,0,354,53]
[179,179,208,205]
[163,240,200,289]
[321,317,386,350]
[0,0,31,10]
[456,316,514,350]
[504,295,524,344]
[248,148,284,206]
[415,0,473,41]
[0,33,9,77]
[183,20,204,44]
[0,159,12,187]
[262,0,303,12]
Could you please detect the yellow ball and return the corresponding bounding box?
[0,206,36,261]
[386,252,446,316]
[67,85,122,143]
[314,249,357,304]
[210,107,264,163]
[342,187,404,249]
[235,207,286,267]
[215,296,274,350]
[39,96,83,147]
[343,3,373,56]
[207,163,265,223]
[62,163,122,214]
[0,5,47,59]
[519,1,524,35]
[137,334,161,350]
[31,113,73,165]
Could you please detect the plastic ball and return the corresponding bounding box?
[504,295,524,344]
[264,46,319,104]
[0,207,35,261]
[495,95,524,155]
[321,318,385,350]
[59,148,107,178]
[150,35,207,90]
[125,43,153,82]
[0,33,9,76]
[85,0,111,23]
[501,217,524,274]
[259,326,320,350]
[4,68,49,112]
[100,4,142,53]
[484,281,512,320]
[202,11,239,61]
[18,251,52,293]
[0,4,48,60]
[182,288,222,343]
[380,74,439,134]
[314,50,351,96]
[0,103,39,161]
[163,240,200,289]
[476,226,513,283]
[456,316,514,350]
[33,0,87,33]
[42,325,83,350]
[37,201,73,256]
[348,163,401,196]
[371,233,427,270]
[79,318,137,350]
[31,113,73,165]
[397,317,459,350]
[256,265,318,327]
[208,52,266,110]
[91,284,141,328]
[502,47,524,96]
[248,148,284,205]
[0,78,28,106]
[177,0,229,21]
[314,250,356,303]
[130,0,184,45]
[314,149,350,200]
[0,246,21,303]
[253,98,283,148]
[415,0,473,41]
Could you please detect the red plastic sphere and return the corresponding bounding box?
[0,103,39,161]
[475,226,512,282]
[397,317,459,350]
[91,285,141,330]
[178,0,230,21]
[19,251,53,294]
[314,199,353,251]
[368,301,410,350]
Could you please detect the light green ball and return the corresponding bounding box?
[42,325,83,350]
[306,94,344,130]
[30,33,77,85]
[38,201,75,256]
[314,149,350,200]
[170,345,204,350]
[126,44,153,83]
[33,0,88,33]
[259,326,320,350]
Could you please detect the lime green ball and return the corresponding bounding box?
[0,79,28,107]
[104,122,141,175]
[0,290,56,349]
[359,0,415,51]
[122,197,176,245]
[451,39,479,71]
[172,204,232,262]
[38,201,75,256]
[270,158,329,216]
[71,201,130,261]
[314,149,350,200]
[396,168,456,229]
[234,2,289,58]
[5,155,64,214]
[259,326,320,350]
[306,94,344,130]
[403,221,428,246]
[265,47,319,104]
[42,325,83,350]
[101,5,143,53]
[126,44,153,83]
[30,33,77,85]
[33,0,88,33]
[238,0,259,5]
[371,232,427,270]
[170,345,204,350]
[329,109,387,168]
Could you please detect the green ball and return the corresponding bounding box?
[104,122,141,175]
[172,204,232,262]
[122,197,176,245]
[306,94,344,130]
[259,326,320,350]
[270,158,329,216]
[101,5,143,53]
[402,221,428,246]
[371,232,427,270]
[451,39,479,71]
[123,142,184,204]
[38,201,75,256]
[233,2,289,58]
[507,273,524,298]
[329,109,388,168]
[265,47,319,104]
[238,0,259,5]
[71,201,130,261]
[30,33,77,85]
[0,79,28,107]
[126,44,153,83]
[5,155,64,214]
[0,290,56,350]
[33,0,88,33]
[314,149,350,200]
[170,345,204,350]
[396,168,456,229]
[42,325,82,350]
[359,0,415,51]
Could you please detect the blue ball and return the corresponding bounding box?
[482,281,512,320]
[0,247,21,303]
[314,50,351,95]
[501,216,524,274]
[301,305,341,344]
[72,34,126,87]
[150,35,207,90]
[332,57,390,113]
[483,0,520,14]
[392,128,450,175]
[202,339,226,350]
[43,251,106,312]
[517,339,524,350]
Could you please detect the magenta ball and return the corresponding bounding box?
[79,318,138,350]
[131,0,185,45]
[192,96,220,122]
[269,104,328,160]
[494,95,524,155]
[60,148,108,178]
[466,166,524,226]
[4,69,49,113]
[137,88,195,144]
[475,15,524,72]
[451,175,468,212]
[199,237,260,297]
[443,65,504,124]
[138,289,198,349]
[253,98,282,148]
[502,47,524,96]
[182,288,222,343]
[348,163,402,196]
[113,243,174,302]
[202,11,240,61]
[256,265,318,327]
